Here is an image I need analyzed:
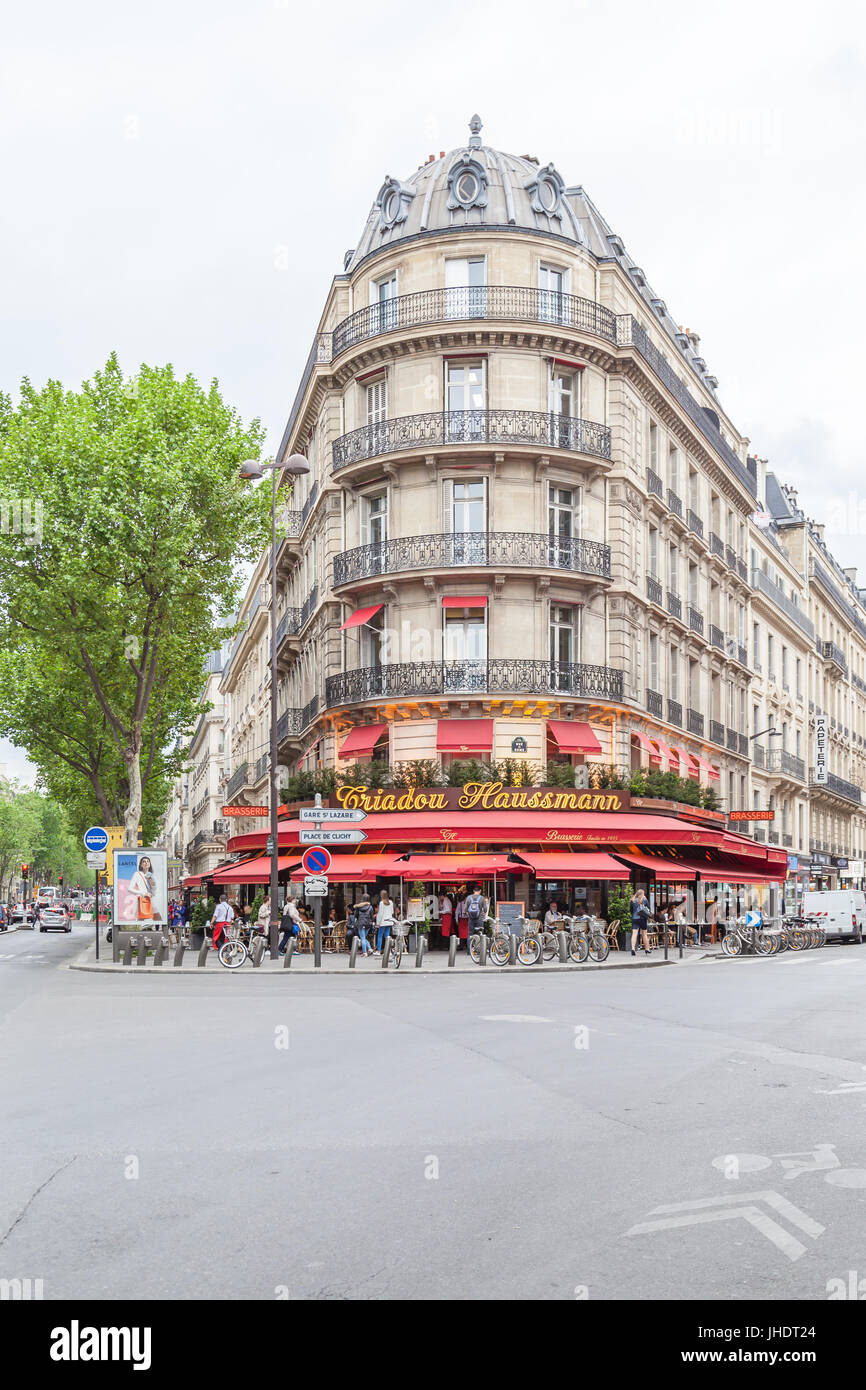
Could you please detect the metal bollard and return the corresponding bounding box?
[509,934,519,965]
[415,935,425,968]
[197,940,209,966]
[173,941,186,967]
[283,938,295,968]
[381,939,391,968]
[154,938,168,966]
[478,934,487,966]
[251,936,265,967]
[557,930,568,963]
[137,943,148,966]
[448,935,458,967]
[349,937,359,968]
[122,938,135,966]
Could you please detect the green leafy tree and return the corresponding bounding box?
[0,356,270,845]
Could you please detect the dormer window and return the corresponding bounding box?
[446,157,488,211]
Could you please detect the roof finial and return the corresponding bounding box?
[468,113,482,148]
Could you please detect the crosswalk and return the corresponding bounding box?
[0,952,47,961]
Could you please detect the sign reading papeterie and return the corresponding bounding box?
[729,810,775,821]
[814,715,829,784]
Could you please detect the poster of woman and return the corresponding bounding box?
[113,849,168,925]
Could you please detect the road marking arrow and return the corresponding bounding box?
[626,1190,824,1262]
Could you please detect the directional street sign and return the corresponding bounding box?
[301,845,332,876]
[298,828,367,845]
[83,825,108,853]
[298,807,367,823]
[304,875,328,897]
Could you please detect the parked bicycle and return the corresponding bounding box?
[469,917,542,966]
[386,919,409,969]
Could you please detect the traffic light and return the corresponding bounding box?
[58,874,64,886]
[21,863,29,879]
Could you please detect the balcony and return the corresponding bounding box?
[710,624,724,650]
[725,545,737,571]
[751,568,815,639]
[276,709,302,742]
[254,752,269,783]
[709,719,725,746]
[647,688,663,718]
[810,772,862,805]
[667,489,683,520]
[646,573,663,606]
[737,558,748,583]
[276,608,302,647]
[225,762,250,801]
[331,285,618,357]
[753,743,765,768]
[326,659,624,709]
[300,694,319,728]
[820,640,849,677]
[300,586,318,629]
[687,509,704,539]
[738,733,749,757]
[782,834,793,848]
[688,606,704,635]
[688,708,704,737]
[667,591,682,621]
[334,532,612,587]
[767,749,806,781]
[726,727,738,752]
[647,468,664,499]
[332,410,612,472]
[710,532,725,559]
[668,699,683,728]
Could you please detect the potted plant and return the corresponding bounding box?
[607,885,633,951]
[189,896,212,950]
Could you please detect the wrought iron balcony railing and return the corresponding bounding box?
[326,659,624,709]
[668,489,683,519]
[300,480,319,529]
[821,640,848,676]
[687,509,704,538]
[255,752,269,782]
[709,719,725,746]
[767,749,805,781]
[751,568,815,639]
[276,708,302,742]
[739,733,749,757]
[725,545,737,571]
[646,573,662,606]
[727,727,738,752]
[667,591,682,621]
[300,586,318,630]
[810,772,862,805]
[646,468,663,499]
[668,698,683,727]
[753,743,766,768]
[276,609,302,646]
[782,833,793,847]
[647,688,663,718]
[688,606,704,635]
[688,708,704,736]
[737,558,748,582]
[332,410,612,471]
[334,532,612,586]
[300,694,319,728]
[225,762,249,800]
[709,532,725,559]
[331,286,618,357]
[710,624,724,650]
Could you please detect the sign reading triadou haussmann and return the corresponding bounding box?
[333,782,628,814]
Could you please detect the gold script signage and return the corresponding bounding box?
[334,782,628,814]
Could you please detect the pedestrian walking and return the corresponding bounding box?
[279,897,301,955]
[211,894,234,950]
[257,895,272,938]
[375,889,395,954]
[355,894,375,956]
[630,888,651,956]
[463,885,486,951]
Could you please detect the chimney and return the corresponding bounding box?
[751,456,767,510]
[814,524,825,541]
[844,567,857,585]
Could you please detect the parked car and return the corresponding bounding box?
[11,902,34,925]
[0,903,8,931]
[40,904,72,933]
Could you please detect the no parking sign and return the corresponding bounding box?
[301,845,331,876]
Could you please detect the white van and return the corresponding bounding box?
[802,890,865,942]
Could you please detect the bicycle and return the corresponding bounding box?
[566,914,610,963]
[386,919,409,969]
[470,917,541,966]
[217,921,254,969]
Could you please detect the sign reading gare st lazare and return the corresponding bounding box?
[334,782,628,813]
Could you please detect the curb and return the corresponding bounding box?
[68,955,690,977]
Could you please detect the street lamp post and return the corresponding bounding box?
[240,453,310,962]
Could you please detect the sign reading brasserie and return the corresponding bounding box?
[335,781,627,813]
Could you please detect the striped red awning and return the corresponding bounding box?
[547,720,603,755]
[632,731,663,765]
[692,754,721,780]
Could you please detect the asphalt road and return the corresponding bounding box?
[2,921,866,1300]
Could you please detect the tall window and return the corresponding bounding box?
[767,634,775,681]
[444,604,487,691]
[688,659,699,709]
[549,485,578,567]
[449,478,486,564]
[688,562,699,610]
[669,646,679,701]
[688,468,700,515]
[648,632,659,693]
[781,645,788,690]
[668,543,679,596]
[360,605,386,695]
[539,262,569,323]
[648,525,659,578]
[649,420,658,474]
[371,273,398,332]
[446,360,485,440]
[445,257,486,318]
[361,493,388,575]
[548,368,580,447]
[366,377,387,425]
[668,445,680,497]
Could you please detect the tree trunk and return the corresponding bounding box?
[123,743,142,848]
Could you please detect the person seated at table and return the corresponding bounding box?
[544,899,564,928]
[673,899,697,944]
[323,905,338,943]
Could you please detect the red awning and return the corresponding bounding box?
[653,736,676,764]
[614,852,699,881]
[389,853,522,880]
[616,851,786,884]
[338,724,389,759]
[441,595,488,608]
[182,875,204,887]
[666,746,697,776]
[632,731,663,765]
[212,855,302,883]
[516,851,630,880]
[289,853,397,883]
[547,720,603,755]
[340,604,384,630]
[692,754,721,780]
[436,718,494,752]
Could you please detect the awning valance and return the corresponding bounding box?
[390,853,522,880]
[515,851,630,880]
[212,855,302,883]
[338,723,389,759]
[692,754,721,780]
[341,604,384,630]
[614,852,698,881]
[436,718,494,752]
[442,595,488,608]
[289,854,397,883]
[547,720,603,755]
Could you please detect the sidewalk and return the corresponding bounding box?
[69,938,721,976]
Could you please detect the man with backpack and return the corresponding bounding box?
[463,885,487,951]
[354,893,375,957]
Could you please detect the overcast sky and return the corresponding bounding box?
[2,0,865,780]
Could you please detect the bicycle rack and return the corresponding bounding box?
[153,938,168,967]
[556,930,569,963]
[477,933,488,966]
[349,937,360,968]
[197,940,209,967]
[251,936,266,967]
[283,938,295,969]
[508,934,519,966]
[415,936,426,968]
[173,940,186,967]
[381,939,392,968]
